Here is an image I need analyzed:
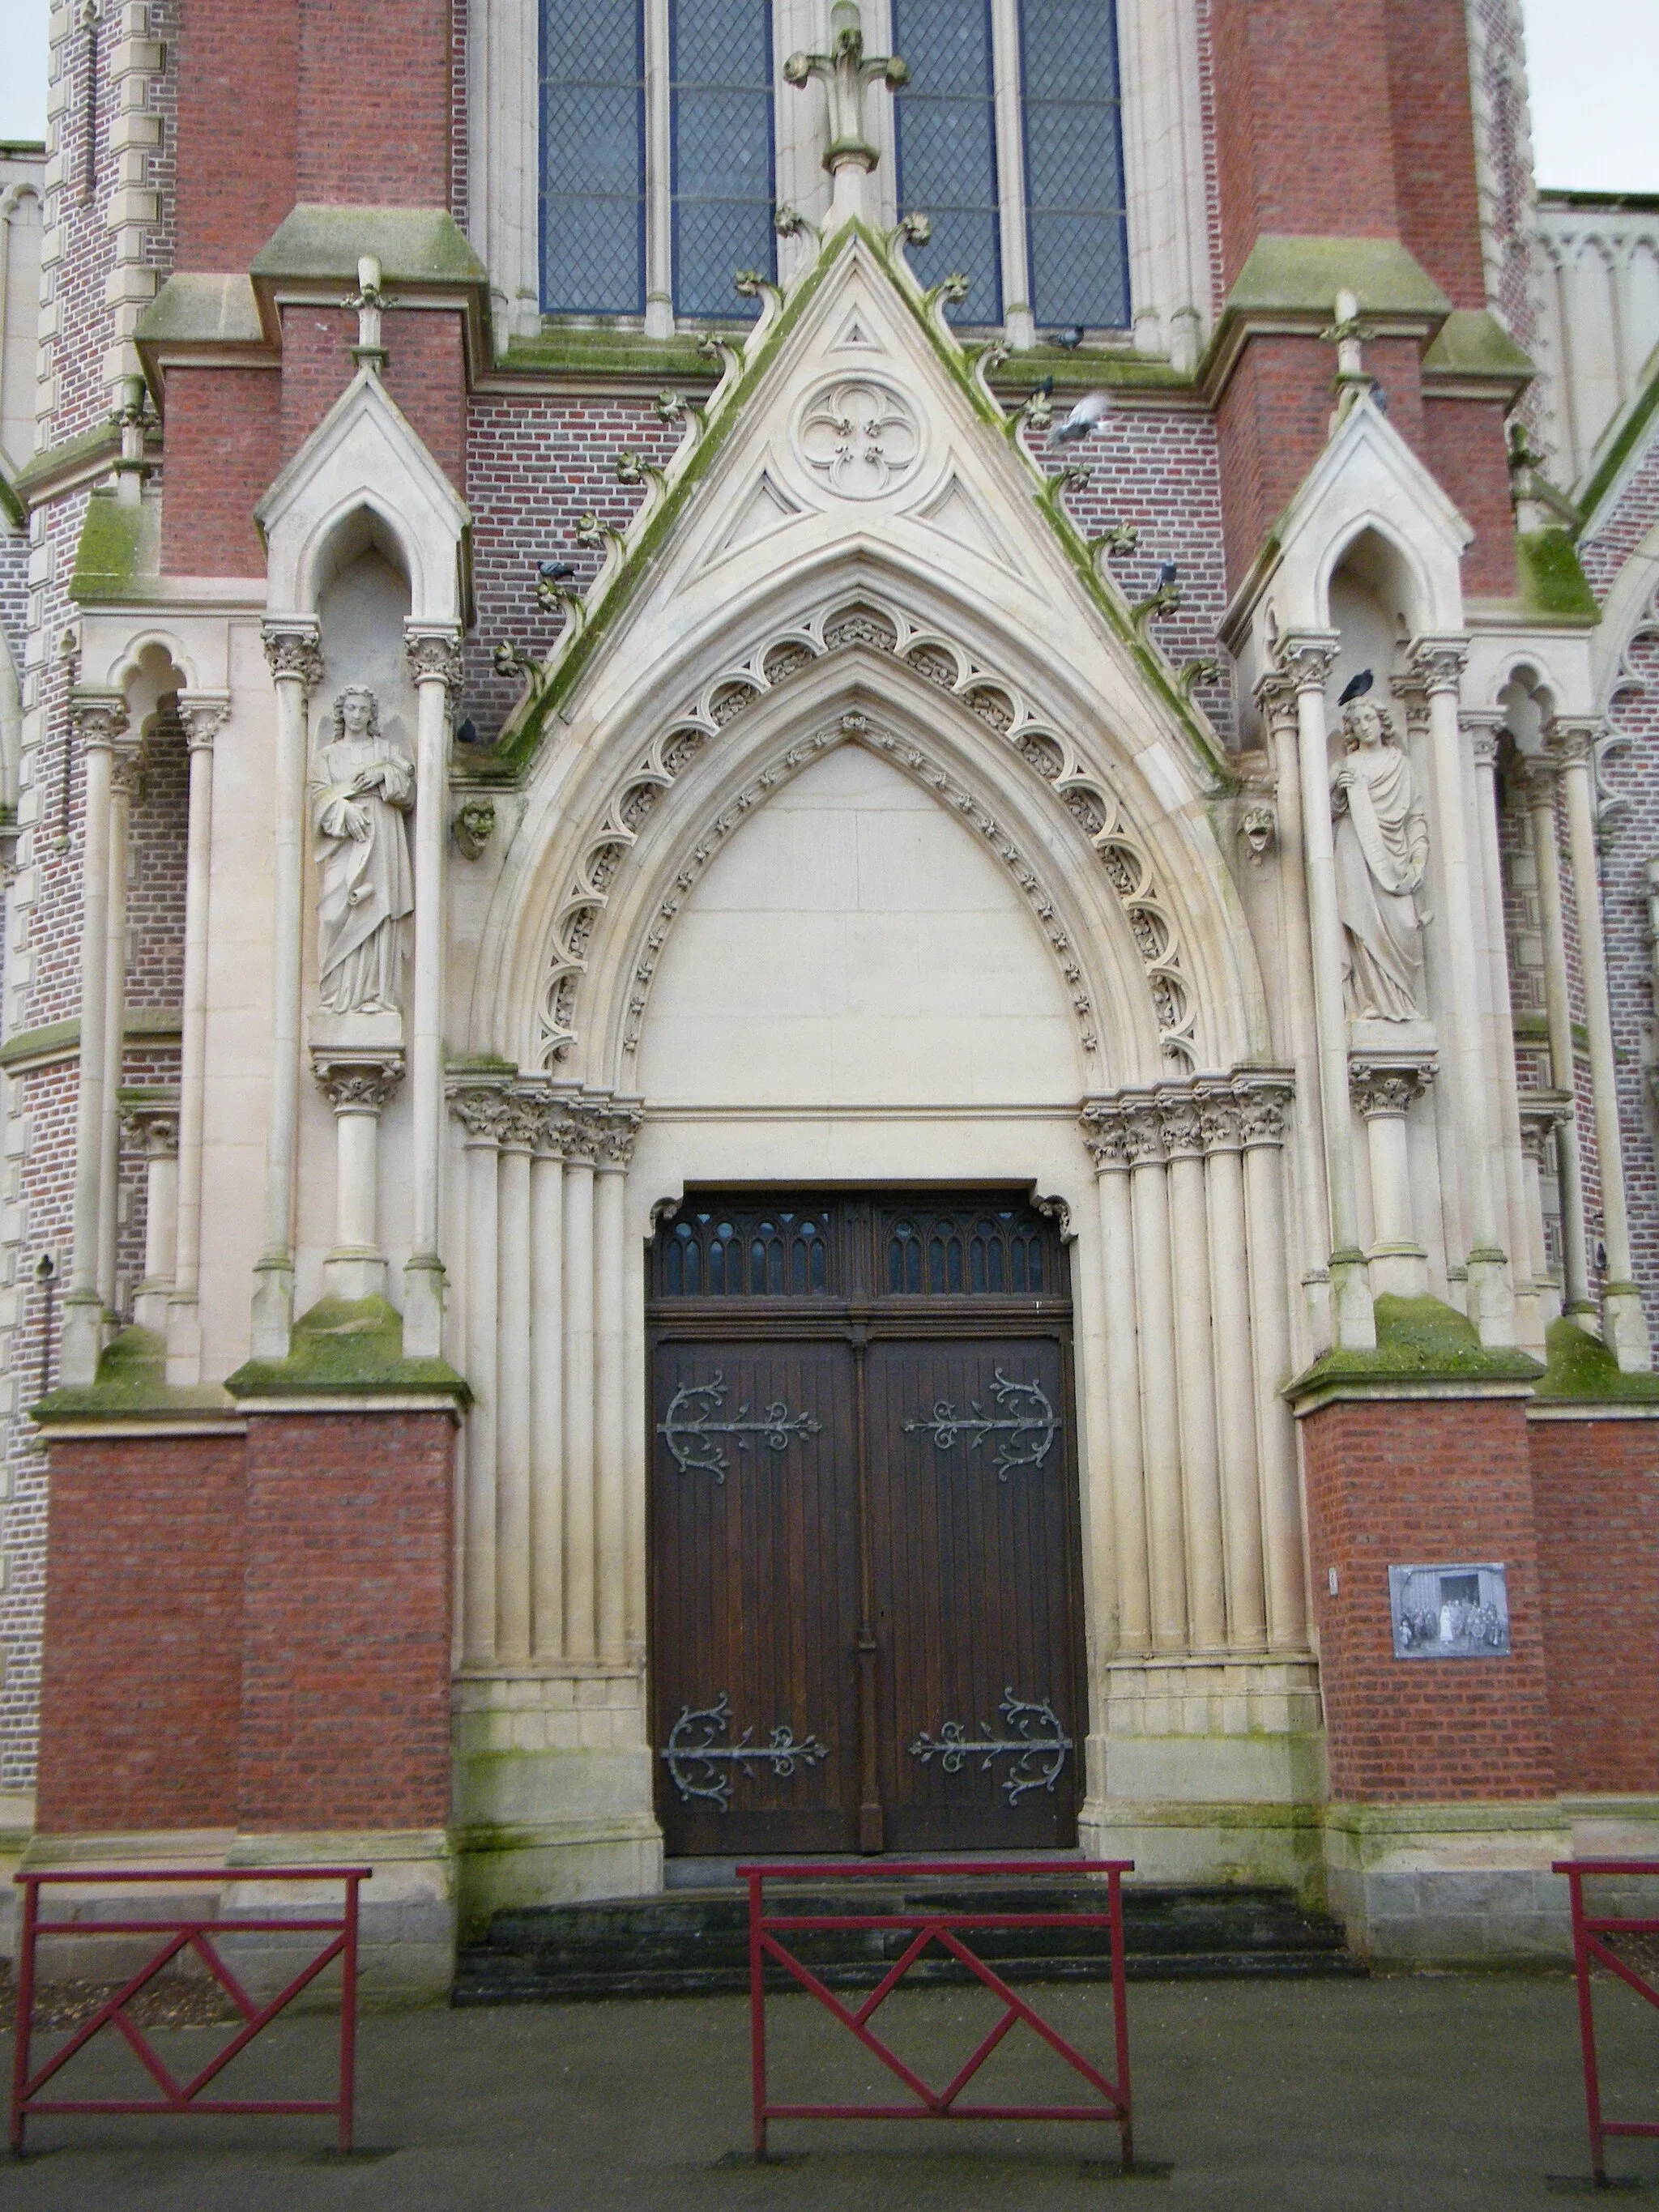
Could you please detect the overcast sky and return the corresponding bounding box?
[0,0,1655,194]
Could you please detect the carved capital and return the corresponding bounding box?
[70,692,129,752]
[495,1092,545,1151]
[108,737,147,799]
[118,1096,180,1155]
[313,1047,405,1114]
[1079,1102,1130,1170]
[1252,666,1301,737]
[1235,1075,1293,1148]
[1120,1097,1166,1166]
[262,623,325,690]
[1405,635,1469,696]
[1276,632,1339,695]
[1156,1091,1205,1161]
[1515,752,1559,811]
[1466,714,1503,772]
[405,625,465,698]
[1195,1081,1243,1152]
[1518,1089,1574,1165]
[450,1085,513,1143]
[1349,1055,1434,1118]
[598,1103,642,1170]
[178,695,230,752]
[1546,721,1597,771]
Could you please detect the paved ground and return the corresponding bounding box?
[3,1972,1657,2208]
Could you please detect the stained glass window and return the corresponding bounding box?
[540,0,646,314]
[672,0,775,320]
[1020,0,1129,330]
[891,0,1001,326]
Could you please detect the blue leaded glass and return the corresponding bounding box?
[1020,0,1129,331]
[672,0,774,321]
[541,0,646,315]
[892,0,1001,325]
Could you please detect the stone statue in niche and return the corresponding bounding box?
[311,685,415,1015]
[1331,697,1429,1021]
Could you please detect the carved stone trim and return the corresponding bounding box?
[1546,720,1597,771]
[449,1085,514,1143]
[70,693,130,752]
[262,623,326,691]
[537,588,1198,1072]
[1081,1070,1293,1168]
[118,1097,180,1156]
[312,1046,406,1115]
[1276,633,1338,695]
[1349,1055,1435,1119]
[1517,1089,1574,1165]
[1405,635,1470,697]
[178,696,230,752]
[405,626,466,698]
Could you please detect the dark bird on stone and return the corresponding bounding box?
[1035,375,1054,398]
[454,717,481,747]
[1055,326,1085,350]
[538,560,577,583]
[1156,560,1179,590]
[1050,389,1111,445]
[1338,668,1374,708]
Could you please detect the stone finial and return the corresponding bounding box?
[784,1,908,218]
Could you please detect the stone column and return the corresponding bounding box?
[60,695,126,1386]
[1158,1089,1226,1652]
[1080,1103,1151,1656]
[1518,752,1593,1319]
[1410,637,1515,1344]
[1257,668,1332,1356]
[561,1100,600,1662]
[1518,1095,1573,1324]
[1549,720,1651,1368]
[494,1093,539,1665]
[1197,1082,1267,1652]
[1348,1057,1435,1298]
[1122,1096,1186,1651]
[310,1047,405,1300]
[253,623,323,1359]
[595,1102,641,1664]
[403,627,463,1359]
[1236,1075,1307,1651]
[452,1086,509,1663]
[1469,719,1544,1350]
[1282,633,1375,1349]
[530,1104,567,1658]
[167,696,226,1383]
[96,739,143,1318]
[119,1098,179,1335]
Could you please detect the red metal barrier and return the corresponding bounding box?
[1554,1857,1659,2185]
[9,1866,369,2157]
[740,1858,1135,2168]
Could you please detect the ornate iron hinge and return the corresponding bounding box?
[656,1370,824,1481]
[908,1689,1073,1803]
[902,1369,1058,1477]
[661,1692,830,1809]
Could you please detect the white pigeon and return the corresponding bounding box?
[1049,389,1111,445]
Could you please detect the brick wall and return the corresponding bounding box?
[1529,1413,1659,1794]
[176,0,297,269]
[1420,392,1516,599]
[158,369,280,578]
[238,1412,454,1832]
[1302,1392,1557,1802]
[297,0,452,207]
[1384,0,1489,312]
[277,306,465,492]
[36,1430,245,1831]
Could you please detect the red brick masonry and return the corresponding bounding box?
[1302,1393,1558,1803]
[36,1410,454,1837]
[1529,1413,1659,1796]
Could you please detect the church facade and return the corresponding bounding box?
[2,0,1657,1991]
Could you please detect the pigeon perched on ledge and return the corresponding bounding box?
[1049,390,1111,446]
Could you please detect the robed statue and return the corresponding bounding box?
[1330,697,1428,1021]
[311,685,415,1016]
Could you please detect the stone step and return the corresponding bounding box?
[454,1881,1363,2003]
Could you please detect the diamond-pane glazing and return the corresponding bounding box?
[1020,0,1128,329]
[541,0,645,313]
[893,0,1001,323]
[672,0,774,320]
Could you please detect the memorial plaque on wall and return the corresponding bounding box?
[1388,1562,1510,1658]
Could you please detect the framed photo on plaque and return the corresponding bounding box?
[1388,1562,1510,1659]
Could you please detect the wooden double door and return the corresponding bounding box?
[649,1193,1085,1856]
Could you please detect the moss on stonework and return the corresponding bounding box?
[224,1294,469,1400]
[1515,530,1598,624]
[32,1326,232,1422]
[70,489,160,601]
[1533,1315,1659,1401]
[1286,1293,1543,1401]
[501,326,721,379]
[250,204,486,288]
[1575,353,1659,534]
[1419,309,1534,385]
